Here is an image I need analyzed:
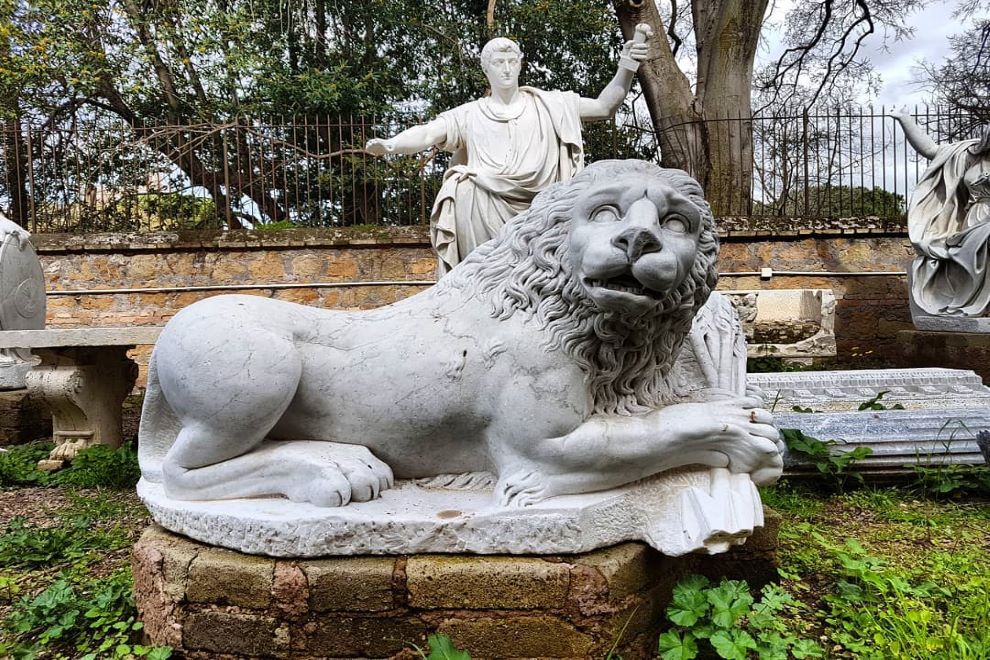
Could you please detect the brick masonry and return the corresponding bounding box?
[30,222,915,384]
[132,513,780,659]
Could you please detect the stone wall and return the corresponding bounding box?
[32,221,914,377]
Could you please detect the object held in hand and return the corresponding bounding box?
[619,23,653,72]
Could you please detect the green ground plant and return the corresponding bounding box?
[0,442,141,490]
[659,575,823,660]
[779,428,873,491]
[2,569,170,659]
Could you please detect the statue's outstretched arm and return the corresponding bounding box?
[579,24,653,122]
[892,107,938,160]
[365,118,446,156]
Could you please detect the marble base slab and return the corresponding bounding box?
[138,466,766,558]
[749,367,990,411]
[775,408,989,470]
[912,315,990,333]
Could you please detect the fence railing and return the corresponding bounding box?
[0,106,979,233]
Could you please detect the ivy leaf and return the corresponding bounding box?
[658,631,699,660]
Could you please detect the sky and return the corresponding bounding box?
[759,0,989,109]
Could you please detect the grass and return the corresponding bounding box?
[764,484,990,659]
[0,438,986,658]
[0,440,168,659]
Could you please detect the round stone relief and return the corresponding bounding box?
[0,232,46,331]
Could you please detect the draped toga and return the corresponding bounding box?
[430,87,584,274]
[908,139,990,316]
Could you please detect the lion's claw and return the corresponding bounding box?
[494,468,548,507]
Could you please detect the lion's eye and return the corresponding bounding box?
[663,215,689,233]
[591,206,621,223]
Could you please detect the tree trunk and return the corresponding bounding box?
[3,113,30,227]
[613,0,766,215]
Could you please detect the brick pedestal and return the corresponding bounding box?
[132,515,779,659]
[898,330,990,383]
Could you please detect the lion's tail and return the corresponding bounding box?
[137,347,182,483]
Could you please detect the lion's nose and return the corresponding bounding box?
[612,200,661,260]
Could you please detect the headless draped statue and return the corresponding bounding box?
[894,108,990,317]
[366,28,653,275]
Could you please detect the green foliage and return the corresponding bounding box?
[0,516,130,570]
[52,444,141,490]
[0,442,54,486]
[912,463,990,497]
[857,390,905,411]
[780,428,873,491]
[818,538,989,658]
[138,193,217,230]
[415,633,470,660]
[0,442,141,490]
[762,185,906,219]
[1,569,171,660]
[659,575,822,660]
[745,356,818,373]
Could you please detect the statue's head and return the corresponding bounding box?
[481,37,522,92]
[972,125,990,157]
[447,160,720,415]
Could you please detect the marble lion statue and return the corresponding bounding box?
[138,159,782,508]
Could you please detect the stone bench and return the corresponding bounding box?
[0,327,162,468]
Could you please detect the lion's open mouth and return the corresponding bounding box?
[587,274,663,300]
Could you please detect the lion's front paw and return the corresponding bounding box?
[494,467,548,507]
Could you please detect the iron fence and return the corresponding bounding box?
[0,106,980,233]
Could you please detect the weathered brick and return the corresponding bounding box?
[406,555,570,610]
[439,615,593,658]
[302,556,395,612]
[186,548,274,608]
[306,615,427,657]
[579,542,655,599]
[184,612,284,656]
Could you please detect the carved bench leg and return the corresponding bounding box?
[28,346,138,470]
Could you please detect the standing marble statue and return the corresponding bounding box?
[894,108,990,317]
[366,28,653,274]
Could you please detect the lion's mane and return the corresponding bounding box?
[441,159,719,416]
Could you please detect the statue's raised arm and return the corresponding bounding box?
[579,24,653,121]
[891,106,938,160]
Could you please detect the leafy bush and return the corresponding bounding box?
[780,428,873,491]
[911,463,990,498]
[53,444,141,489]
[659,575,822,659]
[0,441,141,490]
[0,442,54,486]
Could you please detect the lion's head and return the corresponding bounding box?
[444,159,719,415]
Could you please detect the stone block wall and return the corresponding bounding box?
[31,221,915,380]
[133,516,780,659]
